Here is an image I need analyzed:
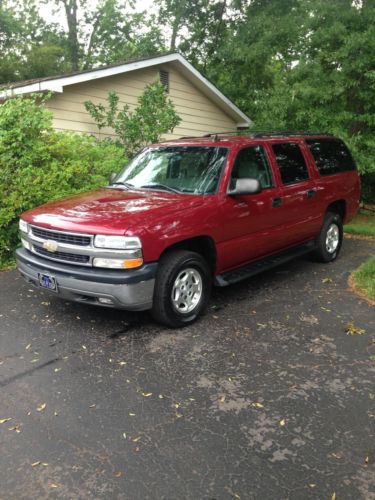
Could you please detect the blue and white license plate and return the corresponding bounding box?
[38,273,58,292]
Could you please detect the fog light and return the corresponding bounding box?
[98,297,113,304]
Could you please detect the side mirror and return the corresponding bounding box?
[228,178,261,196]
[109,172,117,183]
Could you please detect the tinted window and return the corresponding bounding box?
[306,138,356,176]
[231,146,273,189]
[272,143,309,185]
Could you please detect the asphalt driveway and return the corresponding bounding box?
[0,238,374,499]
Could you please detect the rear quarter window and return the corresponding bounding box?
[306,138,356,176]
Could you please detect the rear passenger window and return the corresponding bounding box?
[272,143,309,184]
[306,138,356,176]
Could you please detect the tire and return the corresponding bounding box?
[313,211,343,263]
[151,250,212,328]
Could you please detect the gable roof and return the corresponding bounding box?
[0,53,251,127]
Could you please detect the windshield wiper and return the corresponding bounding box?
[109,181,135,189]
[140,183,181,194]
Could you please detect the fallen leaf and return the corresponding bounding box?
[331,453,342,459]
[114,471,123,477]
[279,419,286,427]
[54,412,58,416]
[345,322,365,336]
[331,493,336,500]
[129,413,135,416]
[158,394,164,399]
[142,392,152,397]
[119,361,126,366]
[41,301,50,306]
[25,344,31,350]
[8,425,21,433]
[31,461,41,467]
[89,404,96,408]
[322,277,333,283]
[175,412,183,418]
[0,418,12,424]
[30,359,39,363]
[253,402,264,409]
[365,456,369,464]
[49,483,59,489]
[174,403,180,409]
[219,395,226,403]
[132,436,141,442]
[54,368,61,372]
[321,307,331,312]
[122,432,127,439]
[82,345,87,350]
[37,403,46,412]
[309,484,316,488]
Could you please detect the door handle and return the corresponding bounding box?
[306,189,316,198]
[272,197,282,207]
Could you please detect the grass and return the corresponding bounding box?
[344,209,375,237]
[352,256,375,302]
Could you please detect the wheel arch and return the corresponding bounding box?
[160,236,217,274]
[326,199,346,222]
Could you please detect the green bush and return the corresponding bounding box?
[0,95,125,267]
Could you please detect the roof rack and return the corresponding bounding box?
[170,130,334,142]
[250,130,333,138]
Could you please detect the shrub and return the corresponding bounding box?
[84,81,181,157]
[0,95,125,266]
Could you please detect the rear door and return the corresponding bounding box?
[267,141,321,246]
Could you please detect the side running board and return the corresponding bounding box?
[215,241,316,287]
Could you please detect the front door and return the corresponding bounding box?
[218,145,286,271]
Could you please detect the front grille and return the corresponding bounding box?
[31,226,91,246]
[34,245,90,264]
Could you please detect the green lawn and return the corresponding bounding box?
[344,210,375,237]
[353,256,375,301]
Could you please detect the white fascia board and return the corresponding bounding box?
[1,53,251,125]
[0,82,63,99]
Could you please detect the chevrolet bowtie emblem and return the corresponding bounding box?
[43,240,59,252]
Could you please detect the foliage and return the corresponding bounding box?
[0,96,125,266]
[84,82,181,157]
[353,256,375,301]
[344,210,375,237]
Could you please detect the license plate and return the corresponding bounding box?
[38,273,58,292]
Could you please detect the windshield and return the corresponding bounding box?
[112,146,228,194]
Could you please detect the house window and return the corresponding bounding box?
[159,69,169,92]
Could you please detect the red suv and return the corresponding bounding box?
[16,132,360,327]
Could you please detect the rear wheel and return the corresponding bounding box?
[313,211,343,262]
[151,250,212,328]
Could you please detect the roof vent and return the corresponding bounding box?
[159,69,169,92]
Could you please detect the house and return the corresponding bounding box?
[0,53,251,140]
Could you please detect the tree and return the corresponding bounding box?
[84,81,181,157]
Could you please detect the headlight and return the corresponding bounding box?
[19,219,29,234]
[94,235,141,249]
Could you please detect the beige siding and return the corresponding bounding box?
[45,63,238,140]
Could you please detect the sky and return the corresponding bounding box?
[38,0,157,31]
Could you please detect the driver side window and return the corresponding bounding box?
[231,145,273,190]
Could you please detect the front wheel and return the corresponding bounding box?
[313,211,343,263]
[151,250,212,328]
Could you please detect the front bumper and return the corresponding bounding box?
[16,248,157,311]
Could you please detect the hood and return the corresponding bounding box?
[22,188,206,235]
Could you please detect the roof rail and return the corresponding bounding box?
[250,130,333,138]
